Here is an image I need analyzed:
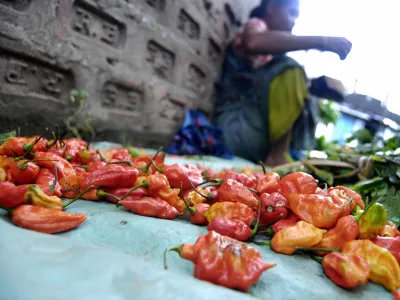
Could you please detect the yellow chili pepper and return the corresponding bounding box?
[24,185,63,210]
[342,240,400,291]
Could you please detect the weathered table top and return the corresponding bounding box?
[0,143,392,300]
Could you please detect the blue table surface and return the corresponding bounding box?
[0,143,392,300]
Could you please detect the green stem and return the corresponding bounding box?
[311,255,324,264]
[259,161,267,174]
[0,206,14,214]
[252,240,272,247]
[107,160,133,167]
[46,125,59,148]
[97,190,121,203]
[49,164,58,193]
[257,227,274,237]
[195,180,223,187]
[18,159,59,169]
[74,165,89,171]
[251,198,263,237]
[117,181,149,205]
[180,182,196,215]
[142,147,163,172]
[97,150,106,162]
[150,158,164,173]
[295,247,340,253]
[354,195,379,223]
[22,132,47,158]
[164,245,183,270]
[188,176,214,200]
[63,185,96,209]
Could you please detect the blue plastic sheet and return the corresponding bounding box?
[0,143,392,300]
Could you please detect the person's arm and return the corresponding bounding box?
[243,31,352,60]
[266,130,292,167]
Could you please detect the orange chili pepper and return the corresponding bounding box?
[256,172,280,194]
[328,186,365,209]
[288,194,343,229]
[218,179,259,209]
[164,231,276,292]
[8,204,87,234]
[279,172,318,199]
[119,196,179,220]
[204,202,255,227]
[320,253,370,289]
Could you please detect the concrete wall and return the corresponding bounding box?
[0,0,254,147]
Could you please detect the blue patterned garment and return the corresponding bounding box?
[167,109,233,159]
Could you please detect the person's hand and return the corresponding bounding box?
[320,37,352,60]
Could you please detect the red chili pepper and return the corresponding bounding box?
[259,192,289,224]
[81,165,139,190]
[393,290,400,300]
[164,163,203,190]
[87,161,107,173]
[79,148,100,165]
[218,179,259,209]
[315,187,329,197]
[266,219,298,236]
[286,212,301,222]
[34,152,75,179]
[47,141,66,157]
[371,236,400,264]
[119,196,179,220]
[9,204,87,234]
[328,187,357,217]
[147,174,186,214]
[256,172,280,194]
[0,182,29,208]
[223,171,257,190]
[181,185,209,225]
[63,138,87,163]
[207,218,252,241]
[204,202,255,227]
[328,186,365,210]
[164,231,276,292]
[59,173,86,199]
[0,137,28,156]
[279,172,318,199]
[111,148,133,161]
[35,168,62,197]
[321,253,370,289]
[101,187,147,204]
[9,160,40,184]
[133,150,165,175]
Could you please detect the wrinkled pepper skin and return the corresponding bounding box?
[224,171,257,190]
[0,167,6,182]
[120,197,178,219]
[184,188,208,205]
[189,203,210,225]
[164,164,203,190]
[322,253,370,289]
[9,160,40,184]
[256,172,280,194]
[59,174,84,199]
[87,161,107,173]
[371,236,400,264]
[259,193,289,224]
[218,179,259,209]
[204,202,255,227]
[111,148,132,161]
[315,187,329,197]
[81,165,139,190]
[177,231,276,292]
[266,219,298,237]
[358,203,388,239]
[314,215,360,256]
[207,217,251,241]
[12,205,87,234]
[24,185,63,210]
[34,168,62,197]
[0,137,27,156]
[328,186,365,210]
[102,187,147,204]
[279,172,317,199]
[79,148,100,165]
[0,182,29,208]
[342,240,400,291]
[288,194,343,229]
[34,152,75,179]
[147,174,186,214]
[328,188,355,217]
[271,221,327,255]
[63,138,87,163]
[379,224,396,238]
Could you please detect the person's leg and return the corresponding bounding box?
[266,67,308,166]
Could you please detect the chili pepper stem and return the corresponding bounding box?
[0,206,14,215]
[150,158,164,173]
[259,161,267,174]
[252,240,272,247]
[74,165,89,170]
[164,245,183,270]
[354,195,379,223]
[107,160,133,167]
[22,131,47,158]
[311,255,324,264]
[180,182,196,215]
[117,181,150,206]
[46,126,59,148]
[142,147,163,172]
[295,247,340,253]
[195,179,222,187]
[188,176,213,200]
[63,185,96,209]
[97,150,106,162]
[18,159,59,169]
[251,198,263,237]
[49,164,58,193]
[256,214,284,235]
[97,190,121,203]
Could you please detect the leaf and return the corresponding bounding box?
[0,130,16,140]
[284,152,295,163]
[380,187,400,226]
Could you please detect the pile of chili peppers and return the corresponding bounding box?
[1,133,400,297]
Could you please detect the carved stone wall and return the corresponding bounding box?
[0,0,250,148]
